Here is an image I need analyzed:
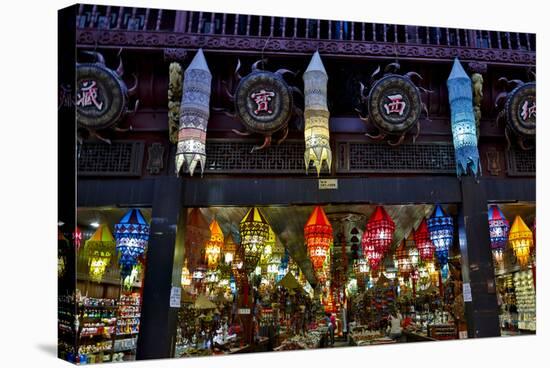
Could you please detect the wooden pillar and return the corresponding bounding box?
[136,176,184,359]
[458,176,500,338]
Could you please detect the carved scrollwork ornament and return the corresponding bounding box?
[76,50,138,144]
[357,62,430,146]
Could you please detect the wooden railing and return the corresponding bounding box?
[76,5,536,52]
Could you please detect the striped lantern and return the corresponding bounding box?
[304,206,333,270]
[362,206,395,257]
[114,209,150,278]
[427,205,453,267]
[509,216,533,267]
[85,225,116,283]
[488,205,509,262]
[239,207,270,274]
[205,219,224,270]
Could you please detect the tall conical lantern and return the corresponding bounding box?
[176,49,212,176]
[85,225,116,283]
[239,207,270,274]
[427,205,453,267]
[303,51,332,175]
[509,216,533,267]
[114,209,150,278]
[405,231,419,269]
[488,205,509,265]
[447,58,481,177]
[205,219,224,270]
[186,208,211,272]
[362,206,395,257]
[414,218,435,262]
[395,239,412,279]
[304,206,333,270]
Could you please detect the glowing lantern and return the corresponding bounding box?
[192,266,206,281]
[509,216,533,267]
[363,206,395,256]
[240,207,270,274]
[414,219,435,262]
[304,206,333,270]
[181,261,192,287]
[447,58,481,177]
[114,209,150,278]
[487,205,509,265]
[324,290,337,313]
[427,205,453,267]
[405,232,420,269]
[364,240,384,271]
[395,240,412,279]
[186,208,210,272]
[205,219,224,270]
[223,233,238,264]
[231,244,247,288]
[85,224,116,283]
[268,238,285,275]
[426,261,439,286]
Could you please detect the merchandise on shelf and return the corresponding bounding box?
[513,270,536,331]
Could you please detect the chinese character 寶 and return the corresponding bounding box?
[250,89,275,115]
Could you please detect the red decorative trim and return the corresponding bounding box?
[77,30,535,65]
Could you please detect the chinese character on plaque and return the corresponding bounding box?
[76,80,104,110]
[250,89,275,115]
[520,100,536,121]
[383,94,406,116]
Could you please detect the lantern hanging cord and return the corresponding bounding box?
[261,36,272,69]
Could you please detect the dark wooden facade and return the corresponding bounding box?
[62,4,536,361]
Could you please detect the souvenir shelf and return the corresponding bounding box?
[514,270,536,331]
[114,293,142,361]
[77,297,118,364]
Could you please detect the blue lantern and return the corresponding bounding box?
[115,209,150,278]
[488,204,509,254]
[447,58,481,177]
[427,205,453,267]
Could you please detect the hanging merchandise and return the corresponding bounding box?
[303,51,332,176]
[122,264,141,291]
[223,232,238,265]
[395,240,412,279]
[304,206,333,270]
[427,205,453,267]
[447,58,481,177]
[487,205,509,266]
[114,209,150,279]
[205,219,224,270]
[186,208,211,272]
[414,218,435,262]
[240,207,270,274]
[175,49,212,176]
[181,261,192,287]
[509,216,534,267]
[362,206,395,258]
[85,224,116,283]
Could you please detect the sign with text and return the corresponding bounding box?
[463,283,472,302]
[238,308,251,315]
[319,179,338,190]
[170,286,182,308]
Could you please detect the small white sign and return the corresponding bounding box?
[238,308,251,315]
[170,286,181,308]
[319,179,338,190]
[459,331,468,339]
[463,283,472,302]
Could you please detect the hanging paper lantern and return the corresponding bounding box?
[447,58,481,177]
[175,49,212,176]
[186,208,211,272]
[427,205,454,267]
[223,232,238,265]
[487,205,509,265]
[85,224,116,283]
[304,206,333,271]
[414,219,435,262]
[364,241,384,271]
[303,51,332,175]
[363,206,395,256]
[509,216,533,267]
[114,209,150,279]
[240,207,270,274]
[181,261,192,287]
[205,219,224,270]
[395,240,412,279]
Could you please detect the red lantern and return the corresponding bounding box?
[363,240,383,271]
[414,218,435,262]
[363,206,395,256]
[304,206,333,270]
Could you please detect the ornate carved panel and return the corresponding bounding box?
[506,148,536,176]
[76,31,536,65]
[78,140,145,176]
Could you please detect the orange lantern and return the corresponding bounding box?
[186,209,210,272]
[395,240,412,279]
[509,216,533,267]
[304,206,333,270]
[205,219,224,270]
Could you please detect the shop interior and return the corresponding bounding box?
[59,201,536,363]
